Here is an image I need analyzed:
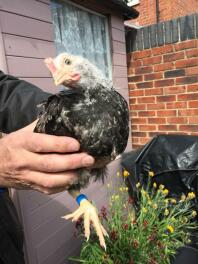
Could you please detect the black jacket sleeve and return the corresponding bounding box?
[0,71,51,133]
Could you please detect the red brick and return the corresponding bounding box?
[142,56,162,66]
[132,144,143,149]
[154,62,174,72]
[131,125,138,131]
[178,109,198,116]
[186,66,198,76]
[130,111,138,117]
[128,75,143,82]
[166,102,187,109]
[152,45,174,56]
[175,40,197,51]
[186,49,198,58]
[129,59,142,67]
[157,110,177,117]
[130,104,146,111]
[164,86,186,95]
[135,66,153,75]
[139,125,157,131]
[188,117,198,124]
[163,51,185,62]
[158,125,177,131]
[132,118,147,124]
[179,125,198,132]
[145,88,163,96]
[176,76,198,85]
[136,81,153,89]
[129,89,144,97]
[175,58,198,69]
[144,72,163,81]
[128,83,136,89]
[132,132,147,137]
[138,110,156,117]
[188,100,198,108]
[187,84,198,93]
[129,98,136,104]
[155,79,174,87]
[191,132,198,136]
[128,67,134,75]
[148,117,166,124]
[177,93,198,101]
[138,96,156,104]
[132,137,139,144]
[132,50,152,60]
[147,103,166,110]
[157,95,176,102]
[167,117,187,124]
[149,132,165,137]
[139,137,151,144]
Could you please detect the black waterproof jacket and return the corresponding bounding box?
[0,70,50,133]
[0,70,50,264]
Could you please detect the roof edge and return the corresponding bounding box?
[111,0,139,19]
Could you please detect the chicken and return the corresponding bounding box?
[34,53,129,249]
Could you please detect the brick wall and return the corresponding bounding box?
[132,0,198,26]
[127,14,198,149]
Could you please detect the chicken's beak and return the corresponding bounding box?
[44,57,81,86]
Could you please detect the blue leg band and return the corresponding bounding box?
[76,194,88,205]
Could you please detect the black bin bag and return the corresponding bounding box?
[121,134,198,264]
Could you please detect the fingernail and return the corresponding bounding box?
[68,142,80,151]
[82,156,95,166]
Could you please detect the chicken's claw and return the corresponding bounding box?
[62,200,108,250]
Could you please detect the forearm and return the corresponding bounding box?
[0,71,50,133]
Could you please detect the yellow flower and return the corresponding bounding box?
[153,182,157,188]
[148,171,154,177]
[180,194,186,201]
[153,203,158,209]
[142,207,148,213]
[192,211,197,217]
[164,209,169,216]
[136,182,141,188]
[164,199,169,205]
[171,199,177,204]
[123,170,130,177]
[163,189,169,196]
[182,217,188,223]
[117,171,120,177]
[187,192,196,200]
[159,184,165,190]
[115,195,119,200]
[119,187,124,192]
[125,187,129,191]
[167,225,174,233]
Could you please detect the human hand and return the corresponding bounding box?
[0,121,95,194]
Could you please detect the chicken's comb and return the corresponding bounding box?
[44,58,57,75]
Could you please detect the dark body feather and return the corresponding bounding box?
[34,84,129,190]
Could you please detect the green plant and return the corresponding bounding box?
[70,171,197,264]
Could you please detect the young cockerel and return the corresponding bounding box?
[34,53,129,249]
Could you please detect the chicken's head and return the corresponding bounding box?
[45,53,106,89]
[45,53,81,87]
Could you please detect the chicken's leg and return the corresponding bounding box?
[62,190,108,250]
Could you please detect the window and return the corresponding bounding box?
[50,0,112,78]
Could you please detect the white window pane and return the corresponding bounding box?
[50,0,112,78]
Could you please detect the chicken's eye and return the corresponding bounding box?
[64,59,71,65]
